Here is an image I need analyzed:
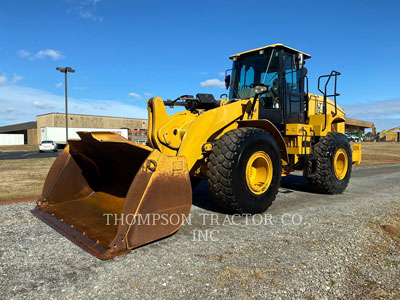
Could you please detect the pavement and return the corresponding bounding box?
[0,151,59,160]
[1,164,400,299]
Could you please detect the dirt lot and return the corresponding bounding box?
[0,145,38,152]
[357,142,400,166]
[0,158,55,201]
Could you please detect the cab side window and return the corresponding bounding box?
[239,65,254,90]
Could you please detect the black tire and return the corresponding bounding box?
[306,132,352,194]
[207,128,281,214]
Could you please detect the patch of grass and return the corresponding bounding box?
[384,258,399,266]
[380,209,400,241]
[381,224,400,240]
[359,142,400,166]
[0,145,39,152]
[0,158,55,200]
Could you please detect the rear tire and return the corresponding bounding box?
[207,128,281,214]
[305,132,352,194]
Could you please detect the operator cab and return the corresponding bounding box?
[227,44,311,126]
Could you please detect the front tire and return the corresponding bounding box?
[305,132,352,194]
[207,128,281,214]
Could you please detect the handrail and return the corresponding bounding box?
[317,70,341,131]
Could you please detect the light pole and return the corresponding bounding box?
[56,67,75,145]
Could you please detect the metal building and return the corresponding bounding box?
[0,113,148,145]
[345,118,375,137]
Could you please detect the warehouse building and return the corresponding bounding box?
[0,121,37,144]
[345,118,375,137]
[0,113,148,145]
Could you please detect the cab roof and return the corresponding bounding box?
[229,43,311,60]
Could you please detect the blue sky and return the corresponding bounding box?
[1,0,399,131]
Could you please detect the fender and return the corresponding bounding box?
[332,116,345,123]
[237,119,289,164]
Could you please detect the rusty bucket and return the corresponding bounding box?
[32,132,192,260]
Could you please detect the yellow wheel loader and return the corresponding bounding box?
[32,43,361,259]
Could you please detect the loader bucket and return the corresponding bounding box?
[32,132,192,260]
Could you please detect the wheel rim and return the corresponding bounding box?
[245,151,273,195]
[333,148,348,180]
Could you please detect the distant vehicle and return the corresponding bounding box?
[39,140,58,152]
[345,134,361,142]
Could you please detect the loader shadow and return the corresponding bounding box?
[191,180,227,214]
[280,174,311,193]
[192,174,316,213]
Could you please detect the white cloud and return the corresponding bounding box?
[218,72,225,77]
[18,49,31,58]
[200,72,208,75]
[200,79,225,88]
[73,0,103,22]
[18,49,65,60]
[343,98,400,119]
[342,98,400,131]
[5,107,15,113]
[13,73,23,83]
[32,100,46,109]
[35,49,65,60]
[129,92,141,99]
[79,10,103,22]
[144,92,152,97]
[56,82,63,88]
[73,86,86,91]
[0,75,7,85]
[0,85,148,126]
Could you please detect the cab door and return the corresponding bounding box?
[282,52,306,124]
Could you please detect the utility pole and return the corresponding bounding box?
[56,67,75,145]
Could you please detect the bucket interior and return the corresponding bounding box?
[41,139,152,250]
[69,139,151,197]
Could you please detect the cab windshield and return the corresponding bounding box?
[229,49,280,99]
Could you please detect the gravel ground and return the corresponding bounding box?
[1,164,400,299]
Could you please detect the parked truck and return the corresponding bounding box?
[40,127,128,145]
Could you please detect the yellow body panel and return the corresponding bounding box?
[284,124,314,155]
[352,143,362,165]
[307,93,345,118]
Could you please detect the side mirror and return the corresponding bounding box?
[295,53,304,69]
[253,84,269,96]
[225,75,231,89]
